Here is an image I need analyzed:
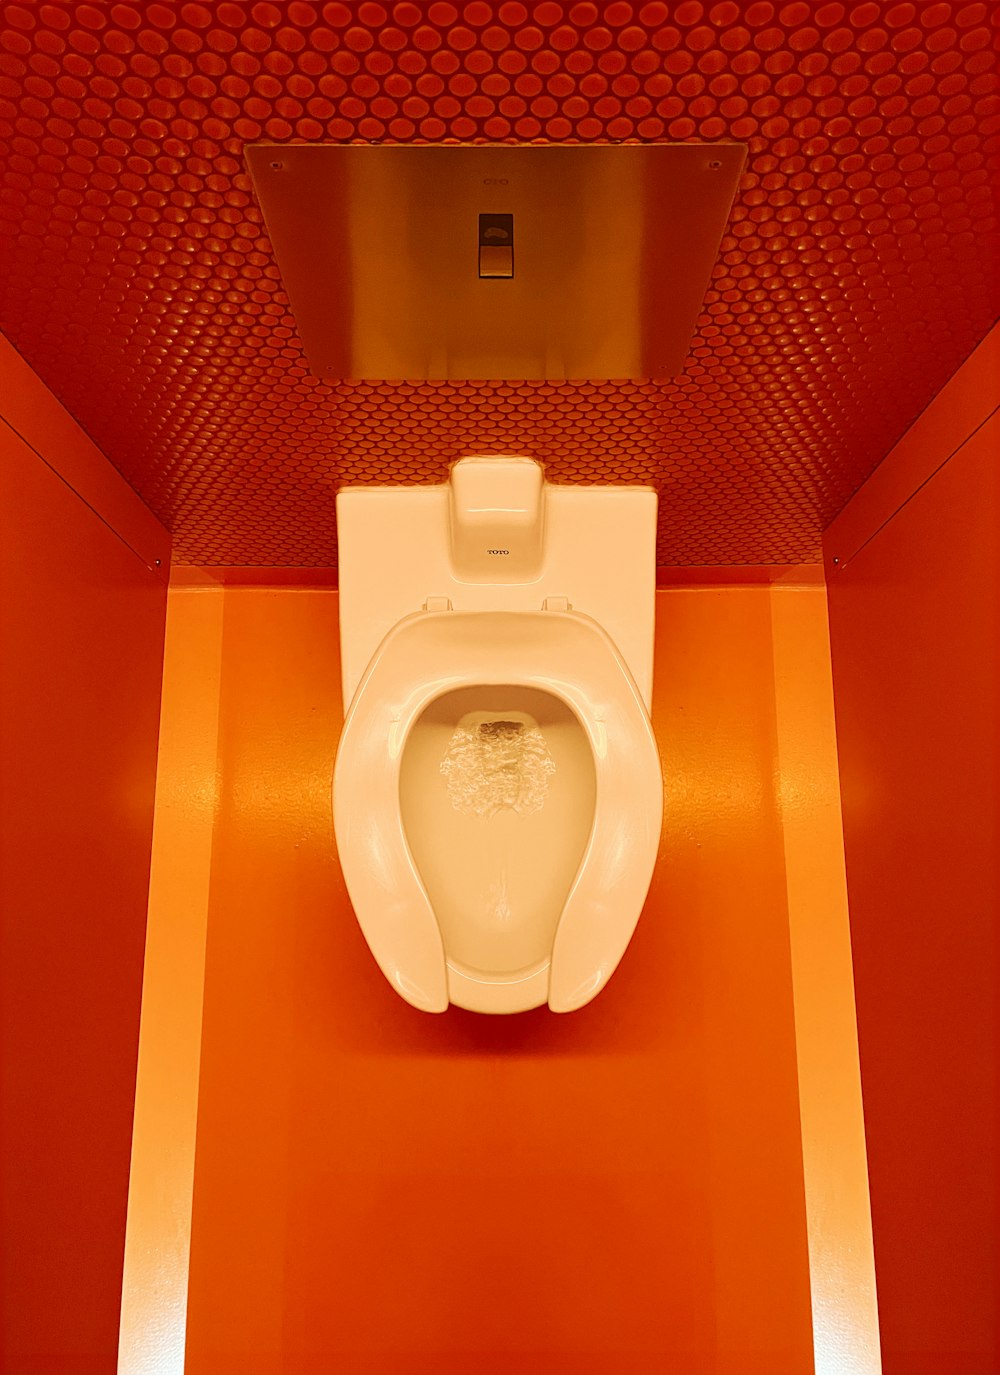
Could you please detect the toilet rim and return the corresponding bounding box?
[333,607,663,1014]
[346,606,643,748]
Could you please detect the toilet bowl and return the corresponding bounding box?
[333,454,662,1013]
[333,606,663,1014]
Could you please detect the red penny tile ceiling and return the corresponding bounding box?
[1,2,998,568]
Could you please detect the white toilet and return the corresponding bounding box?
[333,457,663,1014]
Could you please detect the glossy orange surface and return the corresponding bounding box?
[118,588,225,1375]
[825,338,999,1372]
[1,3,997,567]
[0,365,169,1371]
[181,586,815,1374]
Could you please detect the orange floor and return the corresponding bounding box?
[147,584,827,1375]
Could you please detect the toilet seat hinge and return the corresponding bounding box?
[423,596,453,612]
[542,596,571,612]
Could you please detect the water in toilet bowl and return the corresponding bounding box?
[440,713,556,819]
[399,687,596,979]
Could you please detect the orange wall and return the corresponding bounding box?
[0,341,169,1373]
[181,586,816,1375]
[824,327,999,1373]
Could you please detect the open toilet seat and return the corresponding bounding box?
[333,607,663,1014]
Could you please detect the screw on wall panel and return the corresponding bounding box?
[832,556,840,565]
[154,558,161,566]
[269,161,283,170]
[708,159,722,169]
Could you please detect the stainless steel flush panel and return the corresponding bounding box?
[246,143,746,382]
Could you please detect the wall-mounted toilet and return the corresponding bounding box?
[333,456,663,1014]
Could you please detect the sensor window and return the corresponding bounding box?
[478,212,514,278]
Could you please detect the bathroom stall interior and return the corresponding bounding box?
[0,5,997,1375]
